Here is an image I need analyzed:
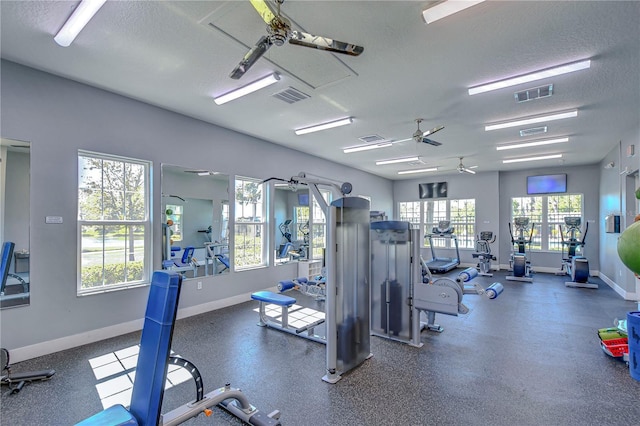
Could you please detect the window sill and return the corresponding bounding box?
[78,282,149,297]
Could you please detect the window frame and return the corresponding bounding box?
[398,199,476,249]
[510,193,584,252]
[77,151,152,295]
[234,176,267,270]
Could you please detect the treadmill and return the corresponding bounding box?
[425,220,460,273]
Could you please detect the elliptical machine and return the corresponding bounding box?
[557,216,597,289]
[506,217,534,282]
[472,231,496,276]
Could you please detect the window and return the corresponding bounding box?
[234,177,266,269]
[311,190,331,260]
[294,205,310,243]
[78,152,151,294]
[165,204,183,242]
[398,199,476,249]
[510,194,583,251]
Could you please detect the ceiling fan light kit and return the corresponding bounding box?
[213,73,280,105]
[468,59,591,95]
[496,137,569,151]
[54,0,107,47]
[485,109,578,131]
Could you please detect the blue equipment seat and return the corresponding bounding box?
[215,254,230,270]
[76,271,182,426]
[251,291,296,307]
[1,241,28,295]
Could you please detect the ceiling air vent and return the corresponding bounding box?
[514,84,553,103]
[272,86,310,104]
[358,134,386,143]
[519,126,548,137]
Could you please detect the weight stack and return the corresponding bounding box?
[628,311,640,382]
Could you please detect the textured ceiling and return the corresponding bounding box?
[1,1,639,180]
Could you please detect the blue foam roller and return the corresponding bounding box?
[296,277,308,284]
[277,280,296,292]
[458,267,478,282]
[485,282,504,299]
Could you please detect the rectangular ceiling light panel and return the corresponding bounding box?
[502,154,562,164]
[54,0,108,47]
[469,59,591,95]
[296,117,353,135]
[422,1,486,24]
[214,73,280,105]
[485,110,577,131]
[376,156,420,165]
[496,137,569,151]
[398,167,438,175]
[343,142,392,154]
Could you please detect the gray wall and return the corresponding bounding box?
[598,130,640,299]
[0,60,393,359]
[498,164,601,272]
[393,171,501,265]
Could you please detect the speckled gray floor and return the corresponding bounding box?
[2,271,639,425]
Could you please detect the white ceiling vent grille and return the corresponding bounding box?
[358,134,386,143]
[514,84,554,103]
[407,159,426,166]
[273,87,310,104]
[519,126,548,137]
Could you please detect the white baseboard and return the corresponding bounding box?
[9,289,272,363]
[598,272,639,301]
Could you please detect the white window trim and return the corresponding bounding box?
[77,151,152,295]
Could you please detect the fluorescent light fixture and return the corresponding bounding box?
[54,0,107,47]
[422,1,485,24]
[376,156,420,165]
[343,142,393,154]
[295,117,353,136]
[496,137,569,151]
[502,154,563,164]
[469,59,591,95]
[214,73,280,105]
[398,167,438,175]
[485,110,577,131]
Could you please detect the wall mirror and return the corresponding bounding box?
[1,138,30,309]
[273,183,310,264]
[161,164,230,278]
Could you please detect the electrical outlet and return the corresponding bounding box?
[197,281,202,290]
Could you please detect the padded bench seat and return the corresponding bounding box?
[251,291,296,307]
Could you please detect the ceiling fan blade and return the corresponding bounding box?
[289,30,363,56]
[464,168,477,175]
[249,0,277,24]
[230,36,273,80]
[423,125,444,137]
[421,138,442,146]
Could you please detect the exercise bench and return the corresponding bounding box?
[251,291,325,344]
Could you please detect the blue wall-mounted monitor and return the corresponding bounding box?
[298,193,309,206]
[526,174,567,194]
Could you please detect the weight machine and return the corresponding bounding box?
[556,216,597,289]
[472,231,496,276]
[507,217,534,282]
[370,221,502,346]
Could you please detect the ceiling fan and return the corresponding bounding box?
[456,157,477,175]
[393,118,445,146]
[230,0,364,79]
